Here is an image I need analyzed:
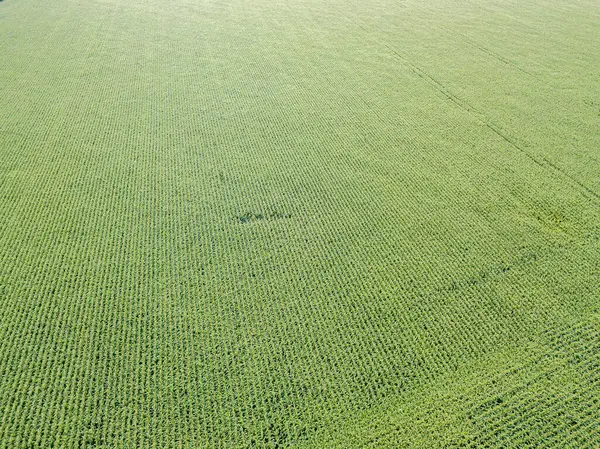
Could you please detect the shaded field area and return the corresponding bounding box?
[0,0,599,447]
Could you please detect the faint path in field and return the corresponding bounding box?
[327,4,600,203]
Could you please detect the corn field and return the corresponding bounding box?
[0,0,599,447]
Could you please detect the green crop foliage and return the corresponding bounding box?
[0,0,598,447]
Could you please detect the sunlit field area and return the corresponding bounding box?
[0,0,599,446]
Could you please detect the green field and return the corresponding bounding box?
[1,0,599,446]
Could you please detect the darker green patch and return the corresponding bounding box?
[239,212,263,223]
[446,252,537,293]
[237,211,292,224]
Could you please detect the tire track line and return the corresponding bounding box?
[329,4,600,203]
